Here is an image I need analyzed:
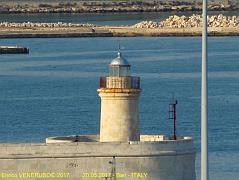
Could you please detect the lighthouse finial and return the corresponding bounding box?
[118,41,122,57]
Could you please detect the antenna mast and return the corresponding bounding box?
[169,100,178,140]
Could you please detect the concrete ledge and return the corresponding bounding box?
[0,135,195,159]
[1,27,239,38]
[46,134,193,143]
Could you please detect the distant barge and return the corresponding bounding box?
[0,46,29,54]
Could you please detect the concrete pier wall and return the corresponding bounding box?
[0,136,196,180]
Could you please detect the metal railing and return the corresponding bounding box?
[100,76,140,89]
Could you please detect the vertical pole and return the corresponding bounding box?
[201,0,209,179]
[169,100,177,140]
[173,103,176,140]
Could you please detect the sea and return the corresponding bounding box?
[0,12,239,180]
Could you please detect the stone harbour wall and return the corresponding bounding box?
[0,139,195,180]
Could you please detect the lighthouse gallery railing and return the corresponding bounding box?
[100,76,140,89]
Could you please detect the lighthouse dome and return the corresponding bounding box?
[110,51,130,66]
[109,51,131,77]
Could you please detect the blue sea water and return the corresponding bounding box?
[0,37,238,179]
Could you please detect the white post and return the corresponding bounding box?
[201,0,209,179]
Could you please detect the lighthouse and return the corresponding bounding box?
[98,50,141,142]
[44,48,196,180]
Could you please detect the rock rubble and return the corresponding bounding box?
[133,14,239,28]
[0,22,96,28]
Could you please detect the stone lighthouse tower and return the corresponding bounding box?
[98,50,141,142]
[43,48,195,180]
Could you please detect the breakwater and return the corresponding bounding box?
[133,14,239,28]
[0,1,238,14]
[1,15,239,38]
[0,31,113,39]
[0,22,96,28]
[1,14,238,29]
[0,22,111,38]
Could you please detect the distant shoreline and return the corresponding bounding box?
[0,1,238,14]
[1,10,239,15]
[1,9,239,15]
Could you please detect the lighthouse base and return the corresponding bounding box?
[0,135,195,180]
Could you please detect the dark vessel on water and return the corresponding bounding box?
[0,46,29,54]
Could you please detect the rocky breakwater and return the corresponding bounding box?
[0,22,114,38]
[0,22,96,29]
[133,14,239,28]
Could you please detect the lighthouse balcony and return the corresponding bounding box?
[100,76,140,89]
